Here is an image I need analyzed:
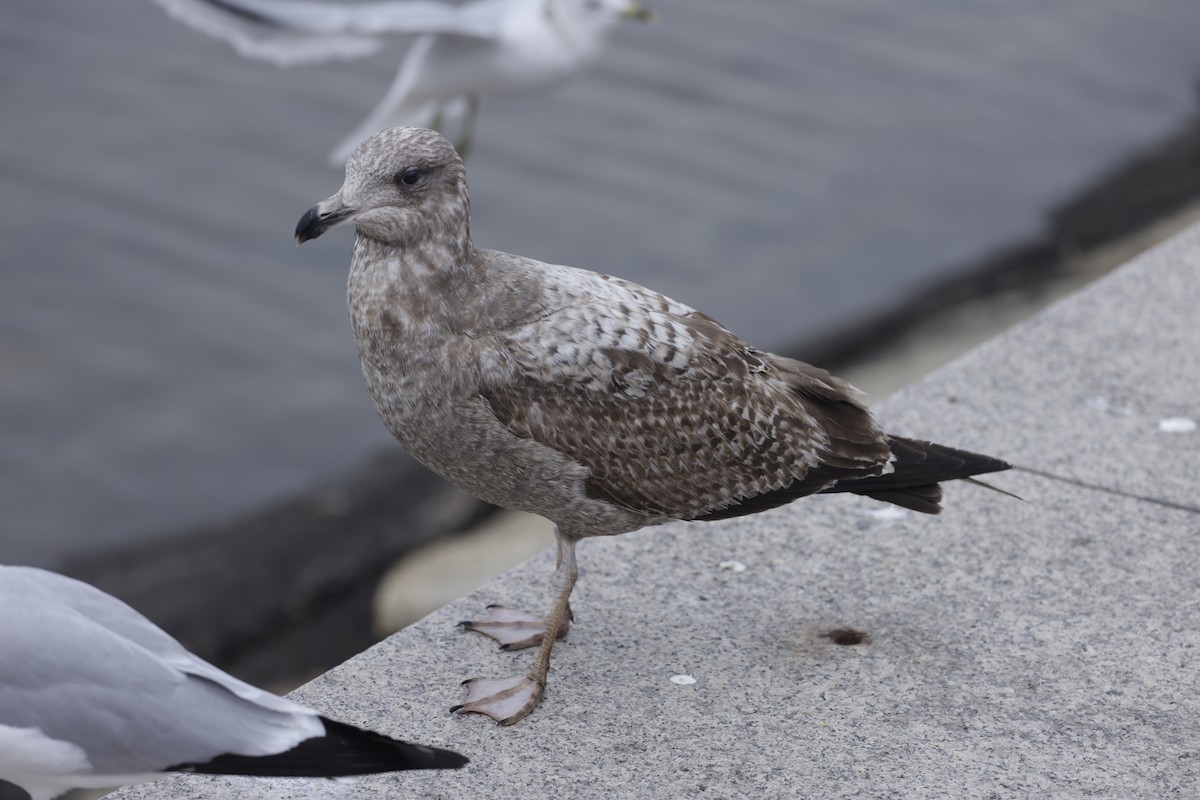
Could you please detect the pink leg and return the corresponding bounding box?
[452,531,579,725]
[458,534,573,650]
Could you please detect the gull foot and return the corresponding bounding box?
[458,604,567,651]
[450,675,544,726]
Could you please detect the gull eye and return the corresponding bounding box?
[397,168,422,186]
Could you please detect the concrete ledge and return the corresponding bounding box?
[114,225,1200,799]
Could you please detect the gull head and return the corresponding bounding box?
[296,127,470,247]
[575,0,655,24]
[550,0,655,49]
[616,0,656,23]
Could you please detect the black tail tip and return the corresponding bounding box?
[175,718,469,778]
[318,717,469,772]
[423,747,470,770]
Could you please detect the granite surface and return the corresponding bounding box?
[108,226,1200,798]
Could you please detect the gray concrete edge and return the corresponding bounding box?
[112,222,1200,799]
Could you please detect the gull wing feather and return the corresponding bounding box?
[0,567,320,777]
[151,0,385,65]
[177,0,504,38]
[16,567,303,713]
[480,269,894,521]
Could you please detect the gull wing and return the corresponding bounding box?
[151,0,385,65]
[16,567,303,713]
[0,567,320,777]
[178,0,503,38]
[0,566,467,789]
[481,269,893,522]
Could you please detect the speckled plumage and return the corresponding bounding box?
[297,126,1011,725]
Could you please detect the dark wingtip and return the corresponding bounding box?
[177,716,468,776]
[432,748,470,769]
[204,0,283,27]
[813,437,1012,514]
[862,485,944,514]
[313,717,468,772]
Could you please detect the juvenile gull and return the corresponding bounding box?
[0,565,467,800]
[152,0,653,163]
[295,127,1012,726]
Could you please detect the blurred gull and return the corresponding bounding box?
[151,0,654,162]
[0,565,466,800]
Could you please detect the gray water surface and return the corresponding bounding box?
[3,0,1199,566]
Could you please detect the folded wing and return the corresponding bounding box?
[481,274,895,522]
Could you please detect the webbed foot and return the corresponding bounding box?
[450,674,544,726]
[458,604,568,651]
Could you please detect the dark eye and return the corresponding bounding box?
[397,168,421,186]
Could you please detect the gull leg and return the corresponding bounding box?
[454,95,480,161]
[459,531,572,650]
[453,533,579,725]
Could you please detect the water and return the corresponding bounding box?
[2,0,1199,567]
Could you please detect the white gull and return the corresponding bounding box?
[0,564,466,800]
[151,0,653,163]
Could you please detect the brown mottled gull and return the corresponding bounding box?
[295,126,1011,726]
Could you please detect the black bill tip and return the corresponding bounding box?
[294,205,326,244]
[295,204,356,244]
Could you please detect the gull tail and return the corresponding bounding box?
[176,716,468,776]
[824,436,1012,514]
